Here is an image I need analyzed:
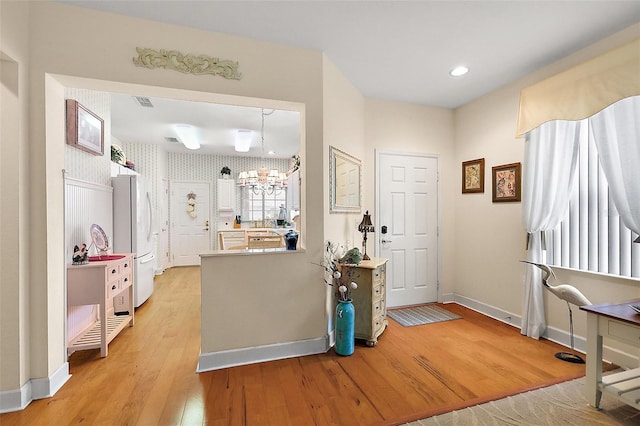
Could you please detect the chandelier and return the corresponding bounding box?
[238,108,288,195]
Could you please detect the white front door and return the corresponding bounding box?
[170,181,211,266]
[377,152,439,307]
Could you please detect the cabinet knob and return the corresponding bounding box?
[112,285,116,290]
[111,269,117,274]
[124,278,128,282]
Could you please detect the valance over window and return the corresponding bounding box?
[516,38,640,137]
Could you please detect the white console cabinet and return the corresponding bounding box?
[67,254,134,357]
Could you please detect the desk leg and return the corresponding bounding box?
[585,313,602,408]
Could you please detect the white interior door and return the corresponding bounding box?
[377,152,439,307]
[170,181,211,266]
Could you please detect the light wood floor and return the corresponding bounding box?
[1,266,595,425]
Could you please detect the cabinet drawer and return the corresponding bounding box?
[120,273,132,290]
[372,299,384,318]
[373,283,384,302]
[108,273,132,298]
[373,314,386,332]
[107,264,121,282]
[372,267,384,286]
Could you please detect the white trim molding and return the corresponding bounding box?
[0,362,70,413]
[197,336,331,373]
[446,293,639,370]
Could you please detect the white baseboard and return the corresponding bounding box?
[0,362,71,413]
[445,293,639,369]
[197,335,331,373]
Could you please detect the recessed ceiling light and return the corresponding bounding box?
[174,124,200,150]
[450,66,469,77]
[267,150,276,156]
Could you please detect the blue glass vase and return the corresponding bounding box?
[285,230,298,250]
[335,299,355,356]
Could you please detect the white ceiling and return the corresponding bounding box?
[110,94,301,158]
[59,1,640,155]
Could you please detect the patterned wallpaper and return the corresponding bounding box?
[168,152,290,213]
[119,140,167,210]
[64,88,112,186]
[62,87,292,260]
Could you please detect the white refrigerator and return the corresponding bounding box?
[112,175,156,308]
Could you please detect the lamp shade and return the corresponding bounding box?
[358,210,374,232]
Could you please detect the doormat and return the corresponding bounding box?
[387,304,461,327]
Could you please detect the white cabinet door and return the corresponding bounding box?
[217,179,235,211]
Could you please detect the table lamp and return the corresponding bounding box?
[358,210,375,260]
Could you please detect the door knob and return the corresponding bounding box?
[381,239,393,243]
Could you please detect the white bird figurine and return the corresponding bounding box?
[522,261,592,307]
[521,260,592,363]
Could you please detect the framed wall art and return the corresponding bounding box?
[492,162,521,202]
[462,158,485,193]
[66,99,104,156]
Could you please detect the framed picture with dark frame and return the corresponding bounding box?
[492,162,521,202]
[66,99,104,156]
[462,158,485,193]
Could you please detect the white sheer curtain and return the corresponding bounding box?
[521,120,583,339]
[589,96,640,241]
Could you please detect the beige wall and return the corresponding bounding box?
[364,99,455,296]
[322,56,367,250]
[454,23,640,364]
[0,0,31,394]
[2,0,327,394]
[2,0,639,402]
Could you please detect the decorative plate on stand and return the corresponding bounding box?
[90,223,109,253]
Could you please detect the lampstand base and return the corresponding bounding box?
[555,351,585,364]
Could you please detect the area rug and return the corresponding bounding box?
[403,375,640,426]
[387,304,461,327]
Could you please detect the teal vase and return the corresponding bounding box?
[335,299,355,356]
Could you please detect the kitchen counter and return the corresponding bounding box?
[201,247,305,257]
[218,228,298,250]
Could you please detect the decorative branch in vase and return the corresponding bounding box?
[318,241,359,301]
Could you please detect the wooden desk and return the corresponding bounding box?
[580,299,640,410]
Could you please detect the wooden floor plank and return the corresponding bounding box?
[0,266,597,426]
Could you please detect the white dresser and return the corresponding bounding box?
[67,254,135,357]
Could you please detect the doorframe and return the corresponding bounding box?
[374,149,443,303]
[159,177,170,272]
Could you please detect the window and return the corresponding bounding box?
[547,121,640,278]
[241,188,287,223]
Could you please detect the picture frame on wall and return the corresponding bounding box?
[492,162,521,202]
[66,99,104,156]
[462,158,485,193]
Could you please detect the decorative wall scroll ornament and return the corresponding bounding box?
[186,192,197,218]
[133,47,242,80]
